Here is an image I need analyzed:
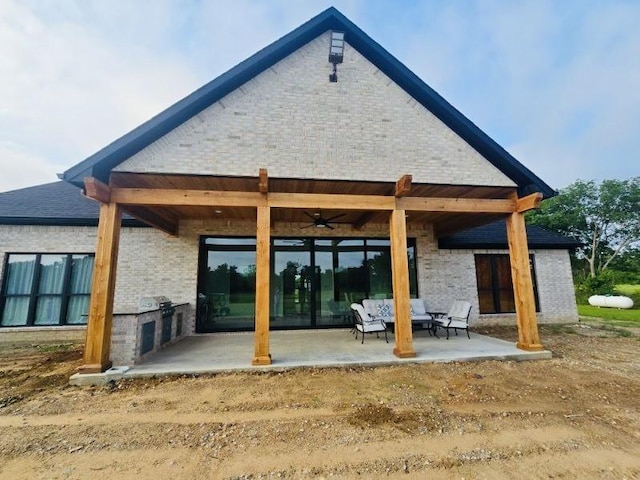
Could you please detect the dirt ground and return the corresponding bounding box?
[0,322,638,480]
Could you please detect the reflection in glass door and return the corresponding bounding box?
[197,238,257,332]
[198,236,418,332]
[271,243,312,328]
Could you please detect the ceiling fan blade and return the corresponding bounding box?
[325,224,335,230]
[300,223,315,229]
[303,211,317,221]
[325,213,347,222]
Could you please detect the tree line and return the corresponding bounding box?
[526,177,640,298]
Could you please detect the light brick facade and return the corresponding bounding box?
[115,33,515,189]
[1,222,578,333]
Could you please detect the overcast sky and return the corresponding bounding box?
[1,0,639,193]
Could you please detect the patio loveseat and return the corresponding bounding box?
[361,298,435,334]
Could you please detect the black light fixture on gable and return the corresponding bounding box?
[328,31,345,82]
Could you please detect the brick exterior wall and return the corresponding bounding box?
[0,223,579,337]
[424,247,579,325]
[114,33,515,188]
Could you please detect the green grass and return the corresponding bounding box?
[615,284,640,295]
[578,304,640,326]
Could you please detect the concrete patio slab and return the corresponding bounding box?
[70,329,552,385]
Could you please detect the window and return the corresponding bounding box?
[1,253,94,327]
[475,254,539,314]
[197,236,418,332]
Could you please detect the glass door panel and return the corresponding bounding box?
[315,250,348,327]
[271,249,312,328]
[335,250,366,306]
[198,250,256,332]
[367,249,392,299]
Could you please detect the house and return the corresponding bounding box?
[0,8,579,373]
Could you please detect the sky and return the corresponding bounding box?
[1,0,639,193]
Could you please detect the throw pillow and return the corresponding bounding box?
[376,303,391,317]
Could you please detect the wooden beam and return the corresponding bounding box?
[83,177,111,203]
[268,192,395,211]
[252,205,272,365]
[259,168,268,194]
[395,174,412,197]
[389,209,416,358]
[517,192,543,213]
[121,206,179,237]
[108,186,523,216]
[397,196,516,213]
[506,210,544,352]
[78,202,122,373]
[110,188,267,208]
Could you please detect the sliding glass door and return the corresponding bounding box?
[197,236,417,332]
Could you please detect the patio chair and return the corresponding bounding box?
[431,300,472,340]
[350,303,388,344]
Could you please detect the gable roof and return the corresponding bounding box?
[438,220,581,250]
[61,7,555,198]
[0,182,141,227]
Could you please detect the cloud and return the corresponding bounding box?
[0,0,202,191]
[0,0,638,193]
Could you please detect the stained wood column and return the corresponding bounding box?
[79,202,122,373]
[506,211,544,351]
[389,209,416,358]
[252,205,272,365]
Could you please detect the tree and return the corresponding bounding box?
[527,177,640,277]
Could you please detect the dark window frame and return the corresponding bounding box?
[474,254,540,314]
[0,252,95,327]
[197,236,418,332]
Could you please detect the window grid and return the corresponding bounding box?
[1,253,94,327]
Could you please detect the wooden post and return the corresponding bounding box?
[252,205,272,365]
[78,202,122,373]
[389,209,416,358]
[506,210,544,351]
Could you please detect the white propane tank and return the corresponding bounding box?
[588,295,634,309]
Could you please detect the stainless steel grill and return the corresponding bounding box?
[138,296,171,313]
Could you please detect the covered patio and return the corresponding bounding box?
[69,328,551,385]
[76,169,545,374]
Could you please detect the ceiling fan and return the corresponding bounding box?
[300,211,346,230]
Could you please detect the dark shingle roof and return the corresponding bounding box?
[438,220,581,250]
[61,7,555,199]
[0,182,140,226]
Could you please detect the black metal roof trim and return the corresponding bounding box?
[438,220,582,250]
[61,7,554,198]
[0,217,146,227]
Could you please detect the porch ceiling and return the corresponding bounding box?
[107,172,516,236]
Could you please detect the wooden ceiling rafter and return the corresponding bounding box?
[259,168,269,194]
[394,174,412,197]
[516,192,543,213]
[121,205,179,237]
[83,177,111,204]
[85,174,538,237]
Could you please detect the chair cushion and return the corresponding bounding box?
[410,299,427,315]
[447,320,468,329]
[362,299,378,317]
